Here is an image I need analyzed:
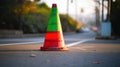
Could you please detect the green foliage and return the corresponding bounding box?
[60,14,77,32]
[0,1,81,33]
[0,0,38,30]
[0,0,19,29]
[23,2,81,33]
[23,3,50,33]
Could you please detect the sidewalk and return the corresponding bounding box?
[0,43,120,52]
[0,44,41,51]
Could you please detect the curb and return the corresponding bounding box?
[95,36,117,40]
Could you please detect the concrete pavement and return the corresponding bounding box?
[0,43,120,52]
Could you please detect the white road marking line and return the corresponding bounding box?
[65,39,83,41]
[0,41,43,46]
[0,38,94,48]
[67,39,94,47]
[67,39,94,51]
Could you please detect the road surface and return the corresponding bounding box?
[0,31,120,67]
[0,31,120,46]
[0,31,95,46]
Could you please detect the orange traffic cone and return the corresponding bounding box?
[40,4,68,51]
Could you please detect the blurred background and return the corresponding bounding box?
[0,0,120,38]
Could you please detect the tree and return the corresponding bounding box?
[0,0,18,29]
[111,0,120,35]
[0,0,38,30]
[0,1,82,34]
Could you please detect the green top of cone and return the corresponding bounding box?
[47,4,62,32]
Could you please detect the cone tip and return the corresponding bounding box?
[52,3,57,7]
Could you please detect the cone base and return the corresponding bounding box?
[40,46,68,51]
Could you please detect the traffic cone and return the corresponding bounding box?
[40,4,68,51]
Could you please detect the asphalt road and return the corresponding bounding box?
[0,31,120,67]
[0,31,96,46]
[0,31,120,46]
[0,51,120,67]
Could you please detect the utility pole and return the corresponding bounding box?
[95,0,100,25]
[67,0,69,18]
[102,0,104,22]
[75,0,78,22]
[96,0,112,39]
[106,0,111,22]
